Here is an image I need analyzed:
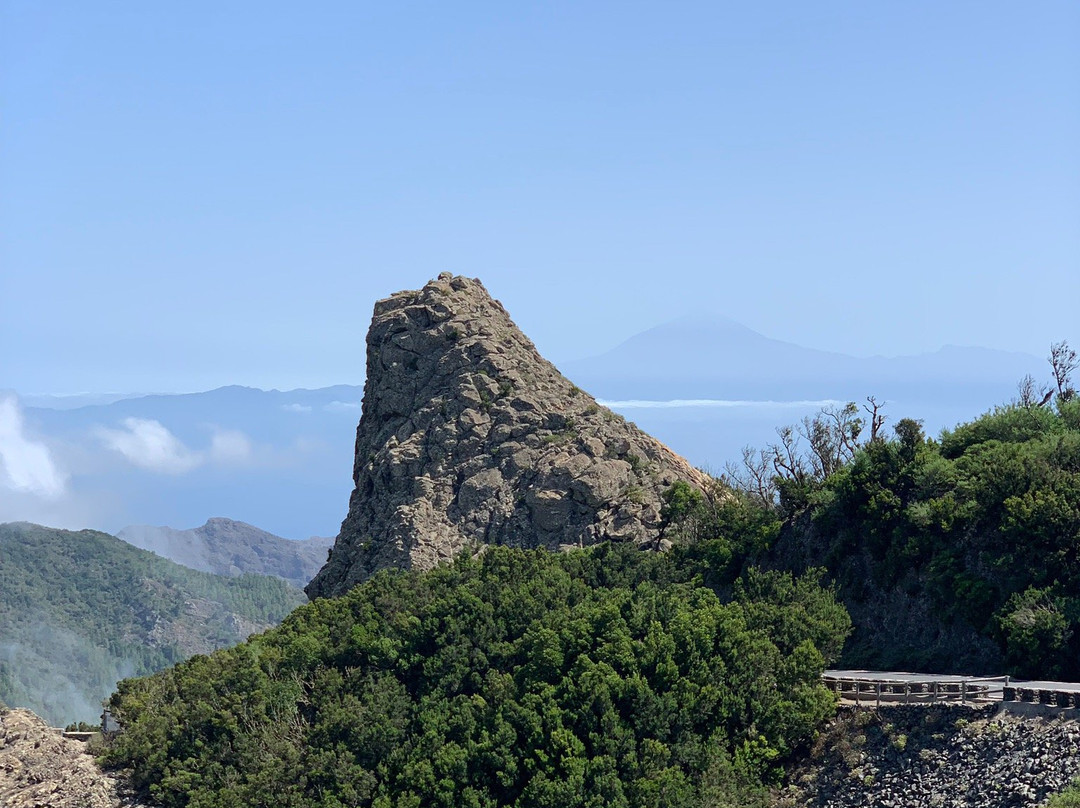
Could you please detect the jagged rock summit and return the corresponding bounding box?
[307,274,712,599]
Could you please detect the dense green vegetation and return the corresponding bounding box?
[0,522,306,725]
[710,347,1080,677]
[90,344,1080,803]
[812,397,1080,676]
[103,543,849,808]
[1048,779,1080,808]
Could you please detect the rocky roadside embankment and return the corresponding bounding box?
[0,707,148,808]
[778,704,1080,807]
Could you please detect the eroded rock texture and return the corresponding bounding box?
[0,708,148,808]
[780,704,1080,808]
[306,274,711,599]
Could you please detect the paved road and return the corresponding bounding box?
[827,670,1004,683]
[1010,679,1080,693]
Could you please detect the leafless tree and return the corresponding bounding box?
[723,446,777,506]
[724,398,890,507]
[1016,373,1052,409]
[799,402,863,478]
[863,396,887,442]
[770,424,811,487]
[1049,340,1078,401]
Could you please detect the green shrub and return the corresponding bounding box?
[1048,780,1080,808]
[103,544,848,808]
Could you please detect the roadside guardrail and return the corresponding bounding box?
[822,671,1080,710]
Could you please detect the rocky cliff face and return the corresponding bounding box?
[307,274,712,599]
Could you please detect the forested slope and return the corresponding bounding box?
[97,343,1080,806]
[118,517,333,588]
[0,522,306,725]
[701,367,1080,677]
[103,544,849,808]
[808,396,1080,675]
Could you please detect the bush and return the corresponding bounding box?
[103,544,849,808]
[997,587,1073,678]
[1048,780,1080,808]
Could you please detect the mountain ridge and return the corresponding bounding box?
[0,521,306,725]
[560,313,1044,401]
[117,517,332,588]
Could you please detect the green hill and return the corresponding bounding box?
[704,391,1080,678]
[0,522,306,725]
[807,396,1080,676]
[102,544,849,808]
[94,357,1079,807]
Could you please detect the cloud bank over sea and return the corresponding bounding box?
[598,398,844,410]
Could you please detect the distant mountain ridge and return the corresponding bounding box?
[8,318,1048,543]
[560,314,1044,402]
[0,522,306,725]
[118,518,333,588]
[18,385,365,541]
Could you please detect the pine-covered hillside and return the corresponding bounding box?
[702,354,1080,678]
[103,544,850,808]
[0,522,307,725]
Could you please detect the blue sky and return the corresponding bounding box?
[2,1,1078,394]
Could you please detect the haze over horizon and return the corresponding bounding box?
[0,311,1057,539]
[13,311,1049,400]
[2,2,1077,395]
[1,2,1077,537]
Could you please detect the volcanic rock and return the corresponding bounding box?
[306,274,712,599]
[0,708,148,807]
[780,704,1080,808]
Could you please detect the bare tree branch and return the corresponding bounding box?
[770,425,809,487]
[1049,340,1078,401]
[863,396,887,442]
[723,446,777,506]
[1016,373,1053,409]
[798,402,862,478]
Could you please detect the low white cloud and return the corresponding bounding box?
[96,419,257,473]
[597,398,844,409]
[209,429,252,464]
[0,485,107,530]
[281,403,312,413]
[0,395,67,499]
[324,401,362,412]
[97,418,202,474]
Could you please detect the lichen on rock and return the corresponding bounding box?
[306,274,711,599]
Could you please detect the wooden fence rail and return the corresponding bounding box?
[821,674,1080,709]
[821,675,1006,707]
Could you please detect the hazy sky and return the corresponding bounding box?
[3,1,1077,394]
